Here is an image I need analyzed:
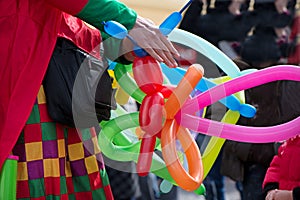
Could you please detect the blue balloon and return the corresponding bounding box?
[160,63,256,118]
[133,46,148,58]
[103,21,128,39]
[159,12,182,36]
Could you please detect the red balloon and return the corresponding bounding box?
[133,56,164,94]
[138,92,164,176]
[137,136,157,176]
[139,93,164,136]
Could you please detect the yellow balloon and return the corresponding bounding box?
[201,76,246,178]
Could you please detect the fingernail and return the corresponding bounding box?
[172,61,178,68]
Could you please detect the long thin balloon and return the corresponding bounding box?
[168,29,257,78]
[178,113,300,143]
[178,65,300,143]
[159,0,193,35]
[161,63,256,118]
[182,65,300,112]
[179,0,193,14]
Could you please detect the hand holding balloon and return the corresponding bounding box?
[103,16,179,67]
[104,0,194,67]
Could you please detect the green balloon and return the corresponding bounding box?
[98,106,204,193]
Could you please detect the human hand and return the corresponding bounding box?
[228,0,244,15]
[274,0,288,14]
[266,189,293,200]
[121,15,179,68]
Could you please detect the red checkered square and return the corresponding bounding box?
[67,129,82,144]
[16,180,30,198]
[24,124,42,143]
[60,194,69,200]
[31,197,46,200]
[75,191,92,199]
[38,104,52,123]
[56,124,65,140]
[90,127,97,137]
[104,185,114,200]
[89,172,103,190]
[44,177,61,195]
[66,177,74,193]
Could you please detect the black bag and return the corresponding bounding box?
[43,37,117,128]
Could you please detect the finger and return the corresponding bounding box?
[159,35,180,57]
[130,30,172,66]
[266,191,275,200]
[142,41,177,68]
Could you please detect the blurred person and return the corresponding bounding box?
[179,0,253,47]
[221,26,285,200]
[262,71,300,200]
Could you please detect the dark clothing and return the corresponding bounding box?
[262,80,300,200]
[203,152,225,200]
[221,81,281,181]
[179,0,253,46]
[242,164,267,200]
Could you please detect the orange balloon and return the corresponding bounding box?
[161,119,203,191]
[161,64,204,191]
[164,64,204,119]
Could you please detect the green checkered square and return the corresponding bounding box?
[46,195,61,200]
[64,128,69,139]
[81,129,92,141]
[41,122,57,141]
[92,188,106,199]
[16,131,25,144]
[26,105,40,124]
[73,175,91,192]
[68,193,76,200]
[29,178,45,197]
[60,176,67,194]
[100,170,110,186]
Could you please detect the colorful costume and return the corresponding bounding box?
[0,0,137,199]
[0,0,136,171]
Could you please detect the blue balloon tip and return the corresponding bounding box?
[133,46,148,57]
[103,20,128,39]
[239,104,256,118]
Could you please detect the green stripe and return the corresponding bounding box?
[26,105,40,124]
[100,170,110,186]
[76,0,137,40]
[114,63,145,103]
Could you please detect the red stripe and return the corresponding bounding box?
[46,0,89,15]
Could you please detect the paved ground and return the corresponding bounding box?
[177,177,241,200]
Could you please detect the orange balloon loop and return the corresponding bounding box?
[161,64,204,191]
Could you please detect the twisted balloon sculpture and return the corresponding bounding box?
[99,1,300,194]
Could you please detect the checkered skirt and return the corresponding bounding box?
[12,86,113,199]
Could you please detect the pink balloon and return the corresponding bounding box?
[178,65,300,143]
[176,113,300,143]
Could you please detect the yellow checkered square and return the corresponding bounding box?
[92,137,101,154]
[43,158,60,177]
[17,162,28,181]
[85,155,99,174]
[65,161,72,177]
[25,142,43,161]
[57,139,66,158]
[37,86,46,104]
[68,143,84,161]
